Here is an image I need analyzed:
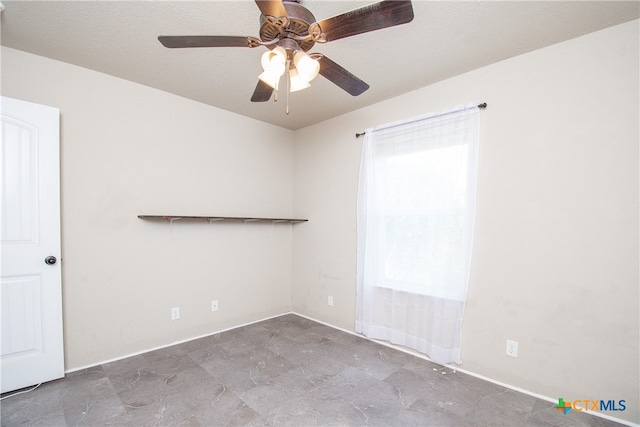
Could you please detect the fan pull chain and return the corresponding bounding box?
[272,75,279,103]
[285,59,291,115]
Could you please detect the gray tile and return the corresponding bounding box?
[246,392,368,426]
[332,342,406,380]
[60,377,120,410]
[123,377,259,427]
[0,382,67,427]
[216,334,272,357]
[254,332,303,356]
[279,339,350,378]
[1,408,67,427]
[405,398,467,426]
[317,366,403,409]
[186,341,231,366]
[460,389,538,426]
[239,368,324,416]
[384,367,441,409]
[199,346,298,394]
[63,397,131,427]
[61,377,130,426]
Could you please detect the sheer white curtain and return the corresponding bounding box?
[356,104,480,365]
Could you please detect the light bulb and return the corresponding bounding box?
[293,51,320,82]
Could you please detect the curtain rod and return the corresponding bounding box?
[355,102,487,138]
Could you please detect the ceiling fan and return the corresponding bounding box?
[158,0,414,106]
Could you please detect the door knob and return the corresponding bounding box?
[44,256,57,265]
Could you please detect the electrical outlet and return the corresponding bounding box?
[328,296,334,307]
[211,300,219,312]
[171,307,180,320]
[506,339,518,357]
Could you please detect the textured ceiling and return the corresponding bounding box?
[1,1,638,130]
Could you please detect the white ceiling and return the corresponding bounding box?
[1,1,638,130]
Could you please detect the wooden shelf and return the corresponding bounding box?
[138,215,308,224]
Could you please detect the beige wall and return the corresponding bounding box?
[2,47,296,369]
[292,20,639,424]
[2,18,638,425]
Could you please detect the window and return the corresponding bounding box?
[372,123,475,300]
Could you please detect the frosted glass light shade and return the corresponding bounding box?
[293,51,320,82]
[259,70,282,89]
[289,69,311,92]
[259,47,286,89]
[261,47,286,71]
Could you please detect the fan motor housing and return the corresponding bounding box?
[259,1,316,52]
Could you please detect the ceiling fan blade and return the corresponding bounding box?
[255,0,288,18]
[158,36,253,48]
[317,55,369,96]
[314,0,413,42]
[251,80,274,102]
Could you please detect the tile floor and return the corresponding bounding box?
[0,314,624,426]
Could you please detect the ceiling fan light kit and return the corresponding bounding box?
[158,0,414,114]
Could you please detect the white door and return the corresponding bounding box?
[1,96,64,393]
